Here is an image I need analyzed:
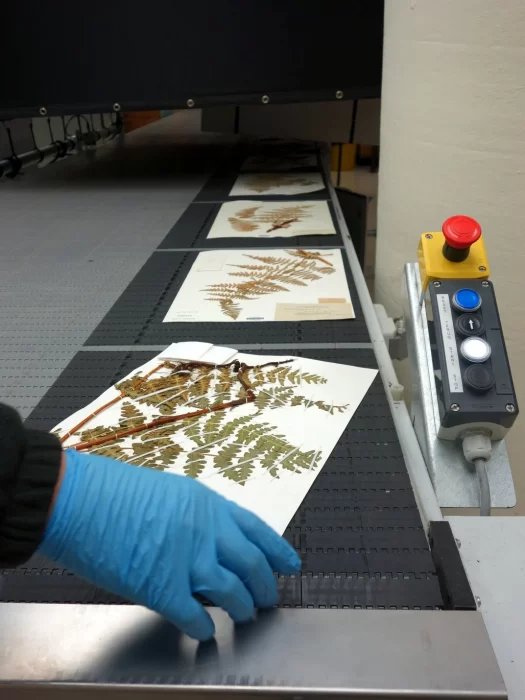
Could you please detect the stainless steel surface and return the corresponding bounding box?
[448,516,525,700]
[404,263,515,507]
[0,605,506,698]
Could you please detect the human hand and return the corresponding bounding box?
[39,449,300,640]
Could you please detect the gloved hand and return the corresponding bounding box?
[39,449,300,640]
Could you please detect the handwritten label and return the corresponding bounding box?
[274,302,355,322]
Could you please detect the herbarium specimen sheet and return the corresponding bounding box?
[163,248,354,323]
[207,200,336,239]
[229,172,325,197]
[53,343,377,534]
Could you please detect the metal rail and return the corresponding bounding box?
[0,120,122,180]
[324,172,443,531]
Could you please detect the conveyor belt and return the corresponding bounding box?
[0,349,443,609]
[0,129,445,613]
[157,202,344,249]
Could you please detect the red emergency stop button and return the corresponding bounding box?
[442,215,482,262]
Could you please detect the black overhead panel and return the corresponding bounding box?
[1,1,384,118]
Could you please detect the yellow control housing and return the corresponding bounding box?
[418,232,490,291]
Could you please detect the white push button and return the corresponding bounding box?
[460,337,491,363]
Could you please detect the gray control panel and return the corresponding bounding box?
[428,279,518,440]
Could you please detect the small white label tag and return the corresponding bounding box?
[436,294,464,394]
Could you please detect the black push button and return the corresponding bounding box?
[464,364,495,393]
[456,313,484,337]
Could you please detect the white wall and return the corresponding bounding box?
[376,0,525,510]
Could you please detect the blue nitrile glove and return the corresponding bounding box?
[39,449,300,641]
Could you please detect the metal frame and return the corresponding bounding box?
[0,604,506,698]
[403,263,515,508]
[0,88,382,121]
[326,168,443,531]
[447,516,525,700]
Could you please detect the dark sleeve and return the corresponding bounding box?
[0,403,62,567]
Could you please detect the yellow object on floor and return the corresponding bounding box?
[331,144,357,172]
[124,111,161,133]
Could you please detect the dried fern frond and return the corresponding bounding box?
[245,254,290,265]
[288,249,334,267]
[226,263,273,272]
[235,280,289,295]
[256,205,313,223]
[243,175,317,194]
[90,443,128,461]
[203,248,342,318]
[203,282,243,291]
[120,401,146,427]
[78,424,119,444]
[205,292,258,302]
[228,217,259,233]
[235,206,260,219]
[220,298,241,320]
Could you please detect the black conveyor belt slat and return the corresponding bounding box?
[1,350,444,610]
[302,575,441,610]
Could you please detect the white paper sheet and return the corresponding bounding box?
[162,248,354,323]
[207,200,336,239]
[53,344,377,534]
[230,172,325,197]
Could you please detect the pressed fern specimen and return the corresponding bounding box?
[240,174,318,194]
[203,249,337,320]
[68,360,290,450]
[62,357,347,483]
[228,204,314,234]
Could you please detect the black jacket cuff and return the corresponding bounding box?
[0,404,62,567]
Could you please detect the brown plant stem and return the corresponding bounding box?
[71,393,256,452]
[59,362,168,443]
[294,249,334,267]
[266,218,299,233]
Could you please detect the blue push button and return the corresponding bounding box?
[452,288,481,312]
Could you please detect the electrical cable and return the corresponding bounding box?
[1,116,122,180]
[0,120,22,178]
[461,432,492,516]
[64,114,90,137]
[28,120,44,165]
[474,458,491,517]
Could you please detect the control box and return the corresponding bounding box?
[428,278,518,440]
